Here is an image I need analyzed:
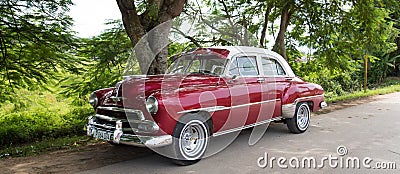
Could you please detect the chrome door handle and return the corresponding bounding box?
[285,77,293,81]
[257,78,265,82]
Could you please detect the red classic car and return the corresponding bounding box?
[87,46,326,165]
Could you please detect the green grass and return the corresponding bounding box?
[326,84,400,103]
[0,89,94,148]
[0,87,96,158]
[0,135,99,159]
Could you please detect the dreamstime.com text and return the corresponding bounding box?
[257,146,396,170]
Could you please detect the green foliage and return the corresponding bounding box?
[180,0,399,88]
[178,0,263,46]
[0,0,82,101]
[60,20,135,99]
[167,42,198,64]
[292,59,400,102]
[291,59,361,99]
[289,0,396,70]
[0,89,93,148]
[368,53,400,85]
[148,3,160,20]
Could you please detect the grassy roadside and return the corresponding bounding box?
[326,84,400,103]
[0,136,100,159]
[0,89,94,159]
[1,83,400,159]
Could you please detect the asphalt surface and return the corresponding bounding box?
[80,92,400,174]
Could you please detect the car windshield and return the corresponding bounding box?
[167,54,227,76]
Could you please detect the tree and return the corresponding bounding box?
[259,1,273,48]
[61,20,199,99]
[271,1,300,60]
[116,0,187,75]
[385,0,400,76]
[61,20,134,100]
[0,0,78,100]
[175,0,267,47]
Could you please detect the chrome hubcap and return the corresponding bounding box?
[297,105,310,130]
[179,120,208,160]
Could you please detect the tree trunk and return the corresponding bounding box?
[146,20,172,74]
[260,5,272,48]
[272,4,291,60]
[116,0,186,75]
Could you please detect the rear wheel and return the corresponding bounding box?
[287,102,311,134]
[171,114,211,166]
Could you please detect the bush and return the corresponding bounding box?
[0,107,93,148]
[292,60,360,96]
[0,89,94,148]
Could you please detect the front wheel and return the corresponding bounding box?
[171,114,211,165]
[287,102,311,134]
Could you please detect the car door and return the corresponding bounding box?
[258,56,292,119]
[219,55,262,130]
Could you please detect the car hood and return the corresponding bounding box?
[101,74,221,109]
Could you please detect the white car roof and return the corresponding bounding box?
[210,46,296,77]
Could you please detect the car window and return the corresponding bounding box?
[229,58,239,75]
[261,57,286,76]
[229,56,259,76]
[167,55,226,75]
[187,59,200,72]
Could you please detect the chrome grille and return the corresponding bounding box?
[97,106,144,120]
[93,115,133,133]
[92,107,144,134]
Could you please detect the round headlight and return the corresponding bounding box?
[89,92,98,108]
[146,96,158,114]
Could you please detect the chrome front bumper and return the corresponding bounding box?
[117,134,172,147]
[87,111,172,148]
[87,121,172,148]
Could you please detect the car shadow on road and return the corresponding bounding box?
[88,122,291,169]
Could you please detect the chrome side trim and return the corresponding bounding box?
[293,94,324,105]
[231,99,280,109]
[122,75,148,80]
[212,116,283,137]
[177,106,228,114]
[178,99,280,114]
[97,106,145,120]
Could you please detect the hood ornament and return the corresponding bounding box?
[109,82,124,104]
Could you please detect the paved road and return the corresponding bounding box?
[80,92,400,174]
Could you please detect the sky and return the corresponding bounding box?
[69,0,121,38]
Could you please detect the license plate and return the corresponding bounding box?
[91,128,113,141]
